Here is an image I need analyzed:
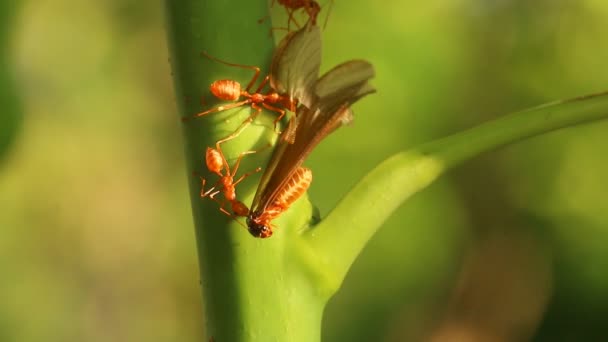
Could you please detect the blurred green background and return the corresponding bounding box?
[1,1,607,341]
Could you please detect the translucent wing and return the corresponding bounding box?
[280,60,375,142]
[311,60,375,124]
[270,24,322,109]
[251,60,376,214]
[315,60,375,100]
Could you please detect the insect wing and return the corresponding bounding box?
[249,131,291,212]
[295,79,376,149]
[251,61,376,214]
[300,60,375,131]
[270,23,322,109]
[315,60,375,103]
[318,81,377,131]
[280,59,374,142]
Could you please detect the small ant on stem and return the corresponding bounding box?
[279,0,321,28]
[259,0,332,32]
[184,52,297,147]
[197,146,261,220]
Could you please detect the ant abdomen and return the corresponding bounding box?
[206,147,224,176]
[210,80,241,101]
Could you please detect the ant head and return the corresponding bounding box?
[246,215,273,238]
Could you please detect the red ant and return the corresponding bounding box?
[277,0,321,28]
[261,0,332,32]
[187,52,298,146]
[198,146,261,219]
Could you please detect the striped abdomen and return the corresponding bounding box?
[272,167,312,211]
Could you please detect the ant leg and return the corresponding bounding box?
[304,1,321,26]
[261,103,287,133]
[264,0,278,24]
[215,105,263,150]
[218,206,234,218]
[195,174,248,229]
[259,0,278,24]
[198,175,223,199]
[206,194,234,218]
[233,167,262,187]
[212,143,257,179]
[200,51,261,93]
[269,26,290,36]
[207,189,222,200]
[219,142,270,180]
[198,177,209,198]
[244,67,261,93]
[182,95,208,122]
[229,149,262,178]
[214,199,249,228]
[254,75,271,94]
[188,99,252,120]
[230,151,255,176]
[286,8,302,30]
[204,189,236,218]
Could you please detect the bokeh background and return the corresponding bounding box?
[1,1,608,341]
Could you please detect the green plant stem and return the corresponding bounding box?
[165,1,326,341]
[305,91,608,284]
